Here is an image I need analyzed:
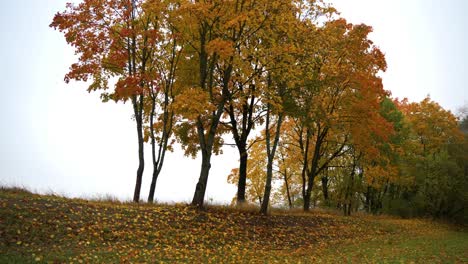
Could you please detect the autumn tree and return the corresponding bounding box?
[221,0,317,206]
[295,98,405,215]
[220,1,270,205]
[353,98,408,214]
[330,98,404,215]
[143,0,183,203]
[51,0,168,202]
[289,18,388,211]
[258,1,305,215]
[171,0,268,207]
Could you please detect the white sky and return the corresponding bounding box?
[0,0,466,203]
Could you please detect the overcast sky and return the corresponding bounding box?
[0,0,466,203]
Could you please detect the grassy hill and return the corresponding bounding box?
[1,187,467,263]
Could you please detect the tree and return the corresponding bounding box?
[172,0,274,207]
[290,19,388,211]
[260,78,286,215]
[222,36,265,205]
[143,0,183,203]
[397,97,466,219]
[258,0,307,214]
[207,0,275,206]
[51,0,164,202]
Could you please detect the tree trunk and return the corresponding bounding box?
[344,158,356,216]
[344,204,351,216]
[147,92,158,203]
[237,145,248,204]
[191,92,225,208]
[303,155,319,211]
[321,175,329,204]
[192,152,212,207]
[260,98,284,215]
[260,158,273,214]
[191,100,227,208]
[303,128,325,211]
[227,89,256,205]
[365,186,371,213]
[147,169,159,203]
[284,170,293,209]
[301,167,307,208]
[300,128,309,207]
[147,34,178,203]
[132,96,145,203]
[299,128,310,210]
[129,2,144,203]
[147,91,173,203]
[303,171,314,211]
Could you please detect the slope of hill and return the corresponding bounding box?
[1,187,466,263]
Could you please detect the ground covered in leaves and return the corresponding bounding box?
[1,187,467,263]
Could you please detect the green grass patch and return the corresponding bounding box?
[318,231,468,263]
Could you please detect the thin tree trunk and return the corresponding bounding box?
[147,35,179,203]
[284,169,293,209]
[133,95,145,202]
[147,93,158,203]
[299,127,309,209]
[147,116,172,203]
[260,101,273,215]
[130,0,144,203]
[301,167,307,207]
[260,100,284,215]
[147,169,158,203]
[147,90,174,203]
[261,156,274,214]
